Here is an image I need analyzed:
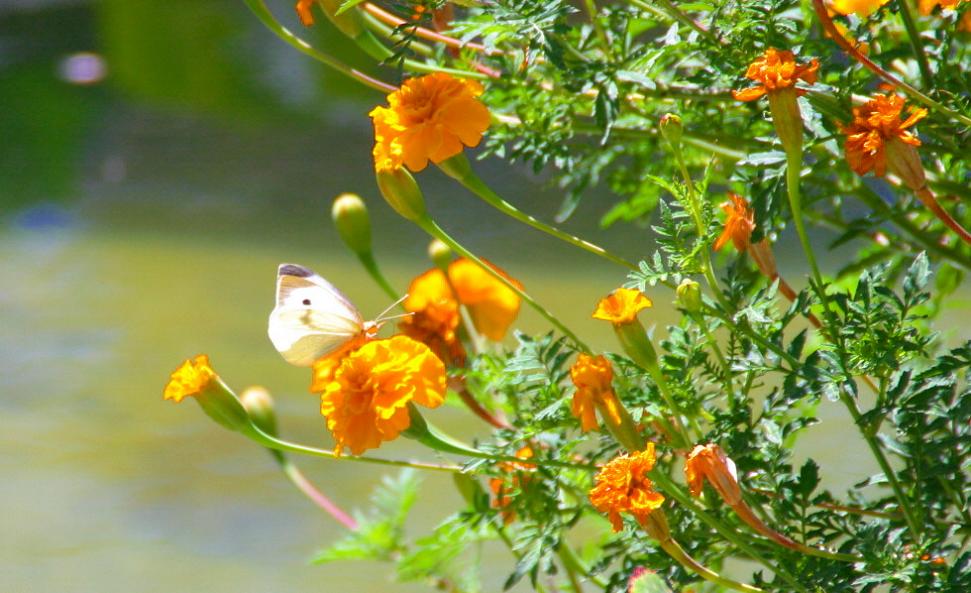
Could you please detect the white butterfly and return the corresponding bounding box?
[268,263,405,367]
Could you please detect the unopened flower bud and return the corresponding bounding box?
[675,279,702,313]
[427,239,452,270]
[376,167,426,221]
[767,87,804,158]
[885,137,927,192]
[659,114,683,148]
[240,385,278,437]
[332,193,372,256]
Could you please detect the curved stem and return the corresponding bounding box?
[649,472,811,593]
[915,187,971,247]
[281,461,359,529]
[242,0,396,93]
[358,252,400,301]
[811,0,971,127]
[438,156,638,271]
[658,538,763,593]
[417,216,592,352]
[628,0,720,45]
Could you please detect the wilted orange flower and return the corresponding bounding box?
[370,73,491,173]
[732,48,819,103]
[489,446,535,523]
[592,288,652,325]
[589,444,665,532]
[164,354,216,402]
[842,93,927,178]
[399,259,522,354]
[829,0,890,16]
[319,336,446,455]
[399,268,466,367]
[294,0,316,26]
[714,193,756,252]
[447,258,522,341]
[684,444,742,506]
[570,354,621,432]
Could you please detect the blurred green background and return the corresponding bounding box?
[2,2,968,592]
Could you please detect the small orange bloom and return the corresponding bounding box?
[370,73,491,173]
[684,444,742,506]
[295,0,316,26]
[399,268,466,367]
[732,48,819,103]
[842,93,927,178]
[829,0,890,16]
[589,444,665,532]
[319,336,446,455]
[592,288,652,325]
[714,193,756,252]
[447,258,522,341]
[489,446,535,523]
[164,354,216,402]
[570,354,621,432]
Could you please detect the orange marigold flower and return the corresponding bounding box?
[400,268,466,367]
[714,193,756,252]
[164,354,216,402]
[489,445,535,523]
[684,444,743,506]
[447,258,522,341]
[829,0,890,16]
[589,444,665,532]
[570,354,622,432]
[592,288,653,325]
[842,93,927,178]
[309,333,374,392]
[369,73,491,173]
[319,336,446,455]
[295,0,316,26]
[732,48,819,103]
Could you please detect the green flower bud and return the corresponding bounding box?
[332,193,372,256]
[376,167,426,222]
[240,385,278,437]
[427,239,453,270]
[675,279,702,313]
[659,113,683,148]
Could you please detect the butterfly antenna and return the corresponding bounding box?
[374,293,409,322]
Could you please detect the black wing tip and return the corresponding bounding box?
[278,263,314,278]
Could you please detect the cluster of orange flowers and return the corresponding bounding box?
[489,445,535,523]
[589,444,665,531]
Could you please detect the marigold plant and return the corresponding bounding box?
[166,1,971,591]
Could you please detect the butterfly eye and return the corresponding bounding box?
[302,299,311,305]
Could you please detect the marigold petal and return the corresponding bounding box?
[732,87,767,102]
[592,288,652,324]
[448,258,522,341]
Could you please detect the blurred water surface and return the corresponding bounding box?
[3,2,970,592]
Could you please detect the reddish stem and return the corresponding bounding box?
[916,187,971,247]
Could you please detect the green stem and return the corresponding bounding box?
[437,156,638,271]
[558,542,609,590]
[358,252,400,301]
[558,545,585,593]
[811,0,971,127]
[628,0,719,45]
[649,472,810,593]
[838,392,925,541]
[896,0,934,89]
[658,538,764,593]
[417,215,592,352]
[583,0,611,58]
[242,0,396,93]
[784,151,828,313]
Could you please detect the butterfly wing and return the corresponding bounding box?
[268,263,365,367]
